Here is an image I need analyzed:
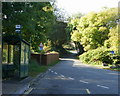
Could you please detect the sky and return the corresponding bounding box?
[56,0,119,16]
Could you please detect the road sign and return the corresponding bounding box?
[39,42,43,50]
[110,51,114,54]
[15,29,21,33]
[15,25,21,29]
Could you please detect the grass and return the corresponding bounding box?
[29,59,59,77]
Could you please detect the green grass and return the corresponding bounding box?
[29,59,59,77]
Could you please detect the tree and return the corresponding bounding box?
[104,25,119,53]
[67,14,84,54]
[2,2,55,52]
[68,8,118,52]
[48,21,67,49]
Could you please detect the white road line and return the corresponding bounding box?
[24,88,33,94]
[55,72,57,74]
[61,75,65,77]
[68,77,75,80]
[97,85,109,89]
[48,69,51,71]
[86,89,91,94]
[51,71,53,72]
[80,80,89,84]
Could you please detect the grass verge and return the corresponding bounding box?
[103,67,120,71]
[29,59,59,77]
[80,61,120,72]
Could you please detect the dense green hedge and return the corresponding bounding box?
[79,47,120,66]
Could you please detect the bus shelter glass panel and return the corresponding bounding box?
[20,42,25,78]
[2,43,8,64]
[20,42,29,78]
[13,44,20,78]
[2,43,14,78]
[24,44,29,76]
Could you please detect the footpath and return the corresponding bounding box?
[2,72,47,95]
[2,77,33,95]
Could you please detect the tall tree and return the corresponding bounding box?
[69,8,119,52]
[2,2,55,52]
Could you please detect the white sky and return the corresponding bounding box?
[56,0,119,15]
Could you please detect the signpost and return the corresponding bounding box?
[39,42,43,50]
[110,51,114,54]
[15,25,21,33]
[39,42,43,65]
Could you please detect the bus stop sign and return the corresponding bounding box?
[39,42,43,50]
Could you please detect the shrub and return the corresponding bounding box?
[43,40,52,52]
[79,47,120,66]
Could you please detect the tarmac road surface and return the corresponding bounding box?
[26,51,119,95]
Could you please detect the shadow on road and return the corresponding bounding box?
[61,50,78,59]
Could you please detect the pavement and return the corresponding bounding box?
[2,77,32,95]
[2,71,48,96]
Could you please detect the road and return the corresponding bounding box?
[27,51,119,95]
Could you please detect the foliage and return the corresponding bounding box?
[68,8,118,51]
[48,21,67,48]
[71,30,82,42]
[79,47,120,66]
[2,2,55,52]
[62,42,75,50]
[104,25,119,53]
[43,40,52,52]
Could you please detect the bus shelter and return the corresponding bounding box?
[2,35,30,79]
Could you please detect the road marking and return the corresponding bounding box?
[97,85,109,89]
[24,88,33,94]
[80,80,89,84]
[68,77,75,80]
[51,71,53,72]
[86,89,91,94]
[48,69,51,71]
[61,75,65,77]
[55,72,58,74]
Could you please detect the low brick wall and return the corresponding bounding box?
[31,53,59,65]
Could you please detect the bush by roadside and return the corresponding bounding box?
[79,47,120,68]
